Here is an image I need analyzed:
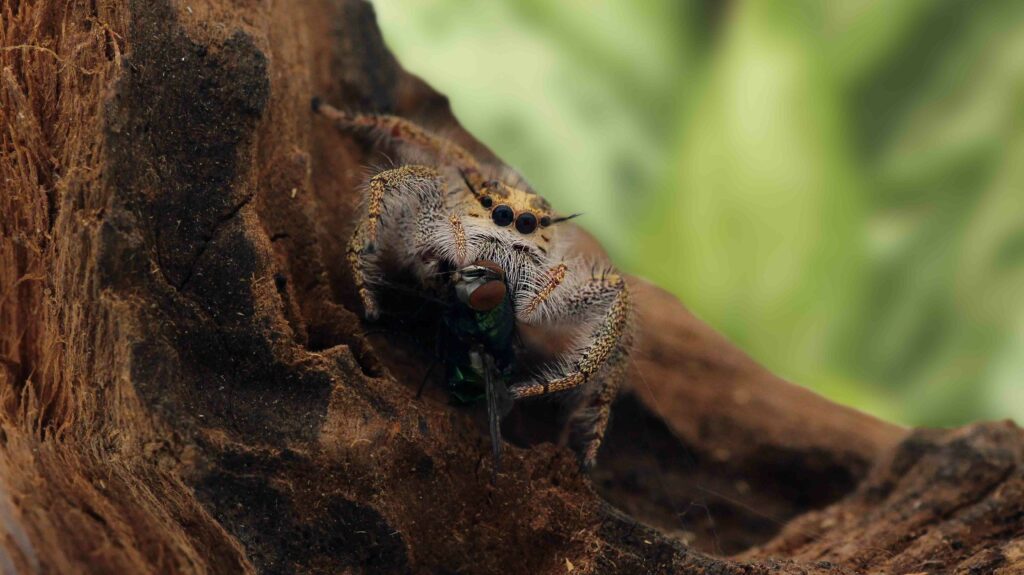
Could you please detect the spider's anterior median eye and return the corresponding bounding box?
[491,204,514,227]
[515,212,538,234]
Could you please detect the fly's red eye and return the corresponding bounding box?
[468,280,507,311]
[515,212,538,234]
[491,205,514,227]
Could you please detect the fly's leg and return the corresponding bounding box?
[348,165,445,320]
[511,267,632,468]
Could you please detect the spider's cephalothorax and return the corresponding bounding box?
[315,99,632,470]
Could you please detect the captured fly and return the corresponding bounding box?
[444,260,516,479]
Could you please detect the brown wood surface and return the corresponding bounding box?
[1,1,1021,573]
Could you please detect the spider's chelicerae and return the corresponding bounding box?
[315,99,633,470]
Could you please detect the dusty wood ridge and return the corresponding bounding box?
[1,1,1022,573]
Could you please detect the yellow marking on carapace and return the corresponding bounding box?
[480,184,552,220]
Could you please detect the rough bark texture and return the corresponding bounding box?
[1,1,1021,574]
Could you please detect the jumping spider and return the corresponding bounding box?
[314,99,632,470]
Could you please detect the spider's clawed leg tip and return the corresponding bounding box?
[310,96,322,113]
[579,454,598,473]
[362,304,380,322]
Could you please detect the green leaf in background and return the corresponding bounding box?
[374,0,1024,426]
[840,0,1024,425]
[638,0,868,403]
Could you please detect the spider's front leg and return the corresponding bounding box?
[512,264,633,469]
[348,165,447,320]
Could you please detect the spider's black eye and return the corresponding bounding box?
[491,205,514,227]
[480,196,493,208]
[540,215,551,227]
[515,212,538,234]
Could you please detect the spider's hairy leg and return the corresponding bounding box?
[347,220,381,320]
[315,101,487,193]
[513,268,631,394]
[348,165,445,320]
[511,268,632,468]
[567,348,627,469]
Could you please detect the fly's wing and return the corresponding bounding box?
[482,351,514,482]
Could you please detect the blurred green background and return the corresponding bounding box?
[374,0,1024,426]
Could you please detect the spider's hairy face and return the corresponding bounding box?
[458,178,558,255]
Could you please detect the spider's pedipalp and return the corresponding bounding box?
[511,270,631,396]
[516,262,570,323]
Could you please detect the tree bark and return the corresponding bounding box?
[1,1,1021,574]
